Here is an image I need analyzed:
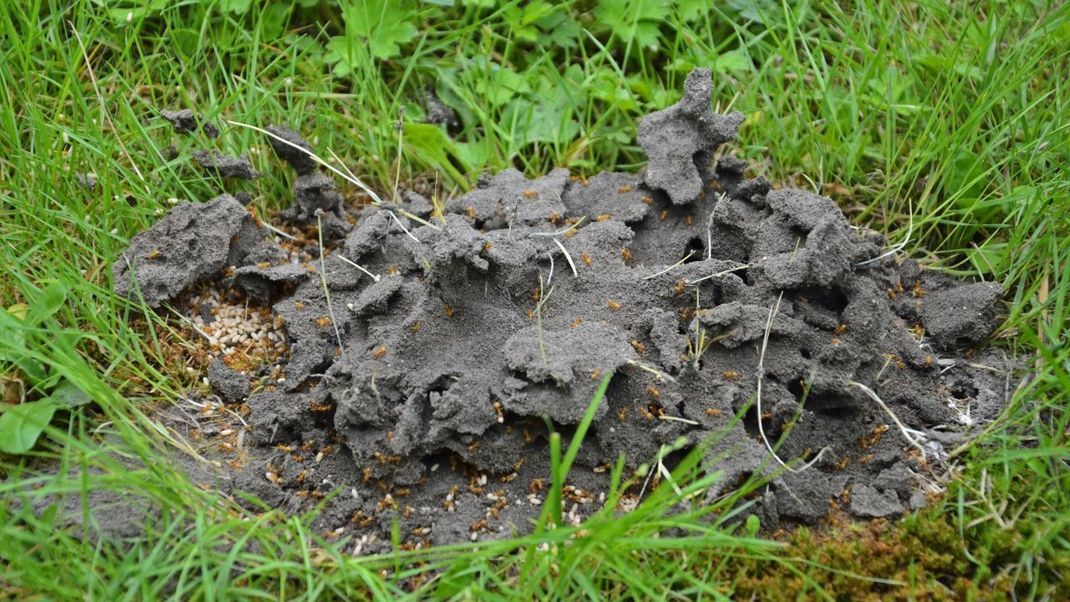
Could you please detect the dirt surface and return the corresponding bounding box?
[160,108,219,138]
[191,150,260,180]
[108,69,1012,552]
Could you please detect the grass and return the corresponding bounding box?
[1,0,1068,598]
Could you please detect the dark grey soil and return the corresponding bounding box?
[192,150,259,180]
[160,108,219,138]
[112,194,278,307]
[110,69,1012,552]
[207,358,250,404]
[75,172,98,190]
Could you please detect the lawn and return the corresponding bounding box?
[1,0,1068,599]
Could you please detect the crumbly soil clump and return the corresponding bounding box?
[108,69,1011,553]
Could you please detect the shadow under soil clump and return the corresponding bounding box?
[108,69,1013,553]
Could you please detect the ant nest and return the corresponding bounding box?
[108,69,1015,549]
[184,288,288,367]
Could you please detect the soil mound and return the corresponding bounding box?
[114,69,1010,552]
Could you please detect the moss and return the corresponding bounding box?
[721,510,1024,601]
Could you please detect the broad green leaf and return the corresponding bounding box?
[670,47,750,75]
[677,0,709,22]
[594,0,669,49]
[474,62,529,107]
[324,36,367,76]
[170,29,201,59]
[628,75,673,106]
[820,85,856,132]
[0,399,57,455]
[435,556,475,598]
[590,71,638,111]
[18,361,48,389]
[453,140,490,172]
[945,148,988,203]
[403,123,472,187]
[502,72,582,147]
[502,88,581,147]
[262,3,292,39]
[0,309,47,387]
[38,503,59,530]
[535,10,581,48]
[502,0,556,43]
[433,69,477,131]
[745,514,761,537]
[49,379,92,408]
[217,0,252,14]
[27,282,67,326]
[714,50,751,73]
[911,53,983,81]
[966,242,1007,275]
[284,34,325,58]
[341,0,419,61]
[6,304,28,321]
[724,0,777,24]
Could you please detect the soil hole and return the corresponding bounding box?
[950,382,979,400]
[805,393,856,419]
[308,397,336,429]
[741,405,761,439]
[793,285,848,315]
[421,452,452,472]
[684,237,706,262]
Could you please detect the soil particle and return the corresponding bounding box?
[292,172,344,216]
[112,194,267,307]
[109,69,1017,548]
[232,262,310,304]
[645,309,688,372]
[874,462,919,500]
[160,108,219,138]
[75,172,98,190]
[938,348,1013,423]
[638,68,744,205]
[445,167,569,228]
[766,188,844,231]
[278,170,347,240]
[919,282,1003,350]
[207,358,250,403]
[776,472,850,522]
[31,477,153,540]
[346,273,405,317]
[562,172,650,223]
[501,322,635,423]
[849,483,904,518]
[400,190,434,218]
[699,301,804,348]
[192,149,259,180]
[425,86,461,134]
[266,124,317,175]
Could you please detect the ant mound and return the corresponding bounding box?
[113,69,1011,552]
